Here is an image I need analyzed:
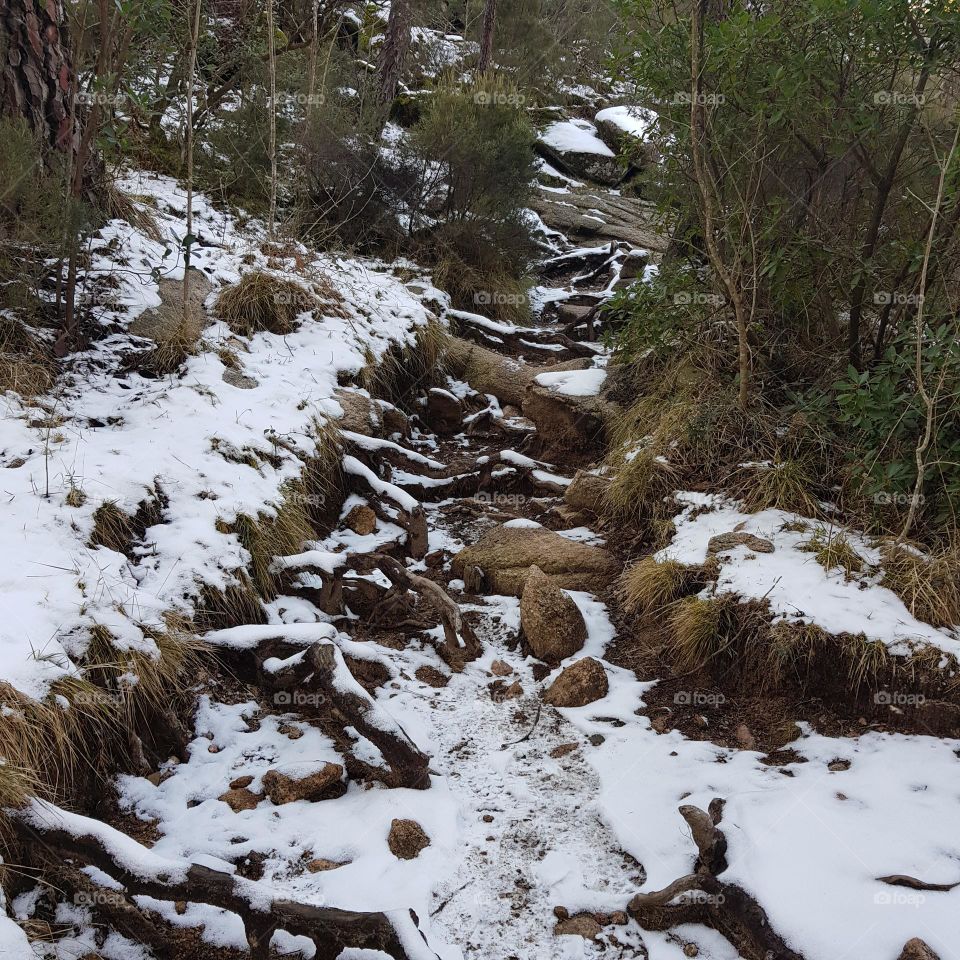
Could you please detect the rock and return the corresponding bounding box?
[707,532,775,555]
[529,188,669,251]
[229,775,254,789]
[451,524,619,596]
[222,367,258,389]
[387,818,431,859]
[618,250,649,280]
[218,787,262,812]
[564,469,611,514]
[426,387,463,434]
[520,566,587,662]
[128,271,213,343]
[334,387,384,436]
[306,858,347,872]
[555,303,595,326]
[544,658,609,708]
[490,659,513,676]
[550,742,579,758]
[262,763,345,804]
[610,911,628,925]
[490,679,523,701]
[415,665,449,688]
[554,915,603,940]
[522,380,618,458]
[733,723,756,750]
[897,939,941,960]
[536,119,622,186]
[345,504,377,536]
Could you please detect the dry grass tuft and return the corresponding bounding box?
[194,573,267,632]
[133,304,203,377]
[881,542,960,629]
[360,319,450,401]
[737,458,823,516]
[802,529,864,578]
[89,501,136,555]
[0,315,54,397]
[214,270,337,336]
[620,557,697,616]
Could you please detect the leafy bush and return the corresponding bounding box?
[405,75,537,321]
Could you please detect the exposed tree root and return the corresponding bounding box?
[11,800,419,960]
[623,803,804,960]
[256,640,432,790]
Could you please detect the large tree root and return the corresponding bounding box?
[11,800,426,960]
[623,802,803,960]
[257,640,432,789]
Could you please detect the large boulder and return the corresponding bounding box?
[451,523,618,596]
[544,657,609,707]
[536,119,622,186]
[564,470,611,515]
[521,566,588,662]
[522,369,618,458]
[897,940,941,960]
[594,106,657,167]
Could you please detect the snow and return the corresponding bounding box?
[540,120,615,158]
[657,493,960,659]
[0,169,442,701]
[595,106,654,140]
[534,368,608,397]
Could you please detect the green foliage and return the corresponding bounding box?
[406,76,538,320]
[610,0,960,537]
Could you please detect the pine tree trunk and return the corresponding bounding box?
[477,0,497,74]
[0,0,75,154]
[377,0,413,107]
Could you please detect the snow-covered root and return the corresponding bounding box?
[9,799,423,960]
[204,626,431,790]
[623,803,803,960]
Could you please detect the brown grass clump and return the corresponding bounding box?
[737,458,823,516]
[802,529,864,579]
[214,270,342,336]
[620,557,699,616]
[881,541,960,629]
[360,318,450,401]
[0,315,54,397]
[89,501,136,555]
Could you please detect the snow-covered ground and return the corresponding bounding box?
[0,171,444,700]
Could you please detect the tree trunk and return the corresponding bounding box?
[477,0,497,73]
[377,0,413,106]
[0,0,75,154]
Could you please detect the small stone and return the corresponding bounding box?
[611,911,628,925]
[589,734,605,746]
[490,659,513,676]
[733,723,756,750]
[306,858,347,873]
[550,742,578,758]
[263,763,345,804]
[415,665,449,688]
[544,657,608,708]
[174,901,187,915]
[489,679,523,702]
[229,775,254,789]
[387,818,431,859]
[683,944,699,958]
[828,758,851,772]
[277,722,304,740]
[345,504,377,536]
[483,814,494,823]
[218,787,262,812]
[554,915,602,940]
[553,906,569,920]
[897,938,941,960]
[207,744,220,753]
[707,531,774,555]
